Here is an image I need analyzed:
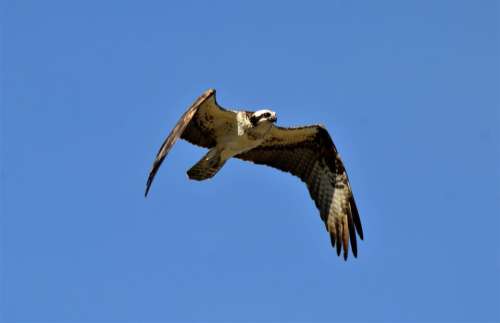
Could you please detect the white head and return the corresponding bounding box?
[249,109,277,127]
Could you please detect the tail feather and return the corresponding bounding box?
[187,150,225,181]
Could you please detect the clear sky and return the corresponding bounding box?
[2,1,499,322]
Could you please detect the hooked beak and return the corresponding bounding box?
[270,114,277,123]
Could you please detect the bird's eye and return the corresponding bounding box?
[263,113,270,118]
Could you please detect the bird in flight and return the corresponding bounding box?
[145,89,363,260]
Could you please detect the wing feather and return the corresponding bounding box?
[235,125,363,259]
[145,89,235,196]
[347,203,358,257]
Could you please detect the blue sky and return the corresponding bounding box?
[2,1,499,322]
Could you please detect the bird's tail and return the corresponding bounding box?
[187,149,226,181]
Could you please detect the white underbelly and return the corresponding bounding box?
[218,133,264,160]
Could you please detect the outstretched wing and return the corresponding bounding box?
[145,89,235,196]
[235,125,363,260]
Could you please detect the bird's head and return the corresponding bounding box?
[250,109,277,126]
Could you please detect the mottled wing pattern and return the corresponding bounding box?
[145,89,235,196]
[235,125,363,260]
[180,89,236,148]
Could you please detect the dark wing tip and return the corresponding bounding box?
[144,160,161,197]
[347,206,358,257]
[144,176,153,197]
[350,196,364,240]
[349,230,358,258]
[336,231,342,256]
[330,233,336,248]
[144,89,216,198]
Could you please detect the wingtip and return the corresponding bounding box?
[357,222,364,240]
[144,177,153,197]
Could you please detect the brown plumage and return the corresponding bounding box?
[235,125,363,259]
[145,89,364,260]
[145,89,233,196]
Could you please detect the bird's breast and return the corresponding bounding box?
[218,131,265,160]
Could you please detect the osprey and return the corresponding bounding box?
[145,89,363,260]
